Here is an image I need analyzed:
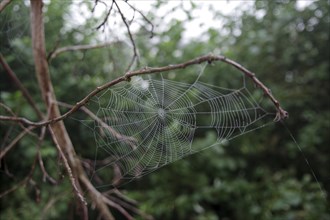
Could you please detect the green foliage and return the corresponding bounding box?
[1,0,329,219]
[131,1,330,219]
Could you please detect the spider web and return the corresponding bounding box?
[86,64,274,189]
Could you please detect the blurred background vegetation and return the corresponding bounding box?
[0,0,329,219]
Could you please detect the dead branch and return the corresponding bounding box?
[37,126,58,184]
[0,54,289,128]
[108,191,154,220]
[0,53,44,119]
[48,42,116,60]
[40,192,67,219]
[0,103,39,136]
[30,0,85,204]
[48,126,87,205]
[102,194,134,220]
[113,0,139,71]
[38,151,58,184]
[0,166,33,198]
[57,101,137,148]
[0,138,39,198]
[0,0,12,13]
[96,0,114,30]
[0,126,35,160]
[29,1,117,219]
[125,1,154,38]
[0,124,14,157]
[79,174,115,220]
[0,103,38,159]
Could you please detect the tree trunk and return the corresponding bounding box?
[29,1,114,219]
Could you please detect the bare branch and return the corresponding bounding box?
[124,54,289,120]
[0,53,44,119]
[40,193,67,219]
[108,191,154,220]
[48,42,116,60]
[37,126,58,184]
[30,0,88,212]
[0,54,289,127]
[96,0,114,30]
[38,151,58,184]
[0,115,40,125]
[0,103,38,159]
[102,194,134,220]
[113,0,139,71]
[0,169,32,198]
[0,137,39,198]
[125,1,154,38]
[57,101,137,148]
[91,0,99,13]
[0,0,12,13]
[48,126,87,205]
[79,174,115,220]
[0,126,35,160]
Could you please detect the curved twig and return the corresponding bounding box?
[57,101,137,147]
[38,126,58,184]
[48,42,116,61]
[0,126,35,160]
[0,103,39,153]
[0,0,12,13]
[48,126,87,205]
[96,0,114,30]
[125,1,154,38]
[0,126,43,198]
[102,195,134,220]
[0,54,288,126]
[0,54,44,119]
[113,0,139,71]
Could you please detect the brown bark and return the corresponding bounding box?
[0,0,12,13]
[29,1,114,219]
[30,0,76,180]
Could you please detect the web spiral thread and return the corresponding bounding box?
[91,69,270,188]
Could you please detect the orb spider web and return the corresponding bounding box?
[88,63,273,189]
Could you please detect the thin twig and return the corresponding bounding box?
[57,101,137,147]
[102,194,134,220]
[38,151,58,184]
[125,1,154,38]
[0,126,35,159]
[0,103,38,136]
[29,1,113,218]
[96,0,114,30]
[0,138,39,198]
[37,126,58,184]
[0,103,38,159]
[0,0,12,13]
[29,178,41,203]
[79,174,115,220]
[48,126,87,206]
[40,193,67,220]
[46,38,62,61]
[113,0,139,71]
[92,0,99,13]
[48,42,116,60]
[0,54,288,126]
[0,121,15,150]
[0,53,44,119]
[0,167,33,198]
[107,189,154,220]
